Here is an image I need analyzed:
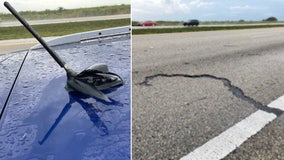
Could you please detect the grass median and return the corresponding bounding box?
[0,5,130,21]
[0,18,130,40]
[132,24,284,35]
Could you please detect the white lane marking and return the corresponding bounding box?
[180,111,276,160]
[268,95,284,111]
[180,96,284,160]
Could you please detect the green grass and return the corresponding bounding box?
[132,25,284,35]
[0,4,130,21]
[0,18,130,40]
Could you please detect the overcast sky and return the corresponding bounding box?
[0,0,130,13]
[132,0,284,21]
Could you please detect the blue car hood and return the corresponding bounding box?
[0,27,130,160]
[0,51,27,112]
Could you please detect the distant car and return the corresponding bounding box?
[138,21,156,26]
[183,19,199,26]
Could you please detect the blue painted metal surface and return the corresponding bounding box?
[0,51,27,113]
[0,29,130,159]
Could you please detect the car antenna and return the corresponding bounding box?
[4,1,123,102]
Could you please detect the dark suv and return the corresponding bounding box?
[183,19,199,26]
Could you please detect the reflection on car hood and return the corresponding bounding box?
[0,26,130,160]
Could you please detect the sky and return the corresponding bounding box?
[0,0,130,13]
[132,0,284,21]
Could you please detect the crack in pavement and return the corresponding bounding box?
[137,73,283,116]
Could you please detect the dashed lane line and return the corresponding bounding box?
[268,95,284,111]
[180,95,284,160]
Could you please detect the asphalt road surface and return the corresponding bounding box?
[0,14,130,27]
[0,37,56,54]
[0,39,36,54]
[132,27,284,160]
[132,22,284,29]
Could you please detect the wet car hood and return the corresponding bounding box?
[0,27,130,160]
[0,51,27,112]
